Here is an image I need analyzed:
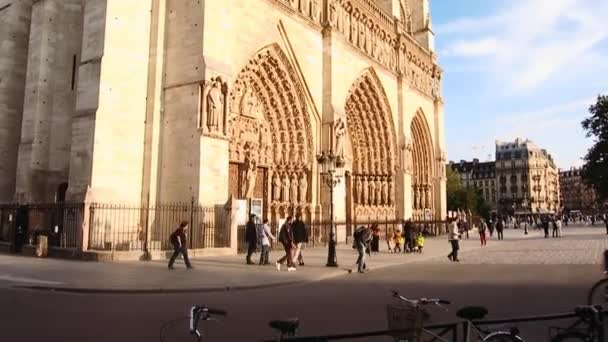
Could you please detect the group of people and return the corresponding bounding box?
[245,213,309,272]
[388,220,426,254]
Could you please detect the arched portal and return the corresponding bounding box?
[345,68,398,221]
[410,110,435,219]
[227,44,315,223]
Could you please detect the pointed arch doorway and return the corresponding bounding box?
[226,44,316,226]
[344,68,399,225]
[410,110,435,220]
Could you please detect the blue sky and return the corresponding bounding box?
[430,0,608,168]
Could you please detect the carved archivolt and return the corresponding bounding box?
[345,68,398,212]
[228,44,313,211]
[411,110,435,217]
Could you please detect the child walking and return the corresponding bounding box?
[415,231,425,253]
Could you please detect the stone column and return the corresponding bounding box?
[0,0,34,202]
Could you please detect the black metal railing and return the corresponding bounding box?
[0,202,82,249]
[266,310,602,341]
[88,201,230,252]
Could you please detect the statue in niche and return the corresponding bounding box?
[281,143,289,163]
[299,173,308,203]
[298,145,306,165]
[375,177,382,206]
[205,77,225,134]
[273,173,281,202]
[356,176,363,204]
[333,118,347,157]
[311,0,320,21]
[290,174,298,203]
[362,176,369,206]
[242,151,258,199]
[274,143,282,164]
[299,0,309,15]
[388,177,394,205]
[426,186,432,209]
[281,173,290,203]
[382,177,388,206]
[240,85,261,119]
[369,177,376,206]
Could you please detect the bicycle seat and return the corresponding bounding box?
[269,318,299,335]
[456,306,488,321]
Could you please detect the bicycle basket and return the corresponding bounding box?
[387,304,427,340]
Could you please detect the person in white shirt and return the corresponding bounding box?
[447,218,461,262]
[257,219,276,265]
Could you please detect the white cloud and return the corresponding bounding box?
[438,0,608,93]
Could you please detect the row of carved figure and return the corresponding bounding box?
[272,171,309,204]
[412,184,433,210]
[354,175,395,207]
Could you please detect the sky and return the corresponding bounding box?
[430,0,608,168]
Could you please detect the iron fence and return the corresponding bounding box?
[0,203,82,249]
[88,201,230,252]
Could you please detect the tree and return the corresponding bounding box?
[581,95,608,202]
[446,167,492,219]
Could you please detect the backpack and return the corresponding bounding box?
[353,226,365,240]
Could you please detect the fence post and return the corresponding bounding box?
[189,197,194,249]
[80,187,93,252]
[143,193,150,255]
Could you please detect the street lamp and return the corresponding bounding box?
[317,150,345,267]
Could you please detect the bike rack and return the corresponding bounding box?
[261,311,607,342]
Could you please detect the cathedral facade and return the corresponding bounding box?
[0,0,446,240]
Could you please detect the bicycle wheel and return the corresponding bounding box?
[587,277,608,309]
[483,331,525,342]
[550,331,587,342]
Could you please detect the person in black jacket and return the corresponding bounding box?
[403,219,415,253]
[276,216,296,271]
[291,213,308,266]
[168,220,193,269]
[245,214,258,265]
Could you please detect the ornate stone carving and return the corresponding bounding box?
[381,176,388,206]
[200,76,228,136]
[281,173,290,202]
[388,176,394,205]
[299,172,308,203]
[272,173,281,201]
[369,176,376,206]
[334,117,347,157]
[290,174,298,203]
[356,175,363,204]
[362,176,369,206]
[242,150,258,199]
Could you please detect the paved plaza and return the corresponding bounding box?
[0,224,606,341]
[0,225,606,292]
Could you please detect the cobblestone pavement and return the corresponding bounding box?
[418,225,608,265]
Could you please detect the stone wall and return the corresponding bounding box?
[15,0,84,202]
[0,0,34,202]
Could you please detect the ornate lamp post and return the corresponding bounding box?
[317,150,345,267]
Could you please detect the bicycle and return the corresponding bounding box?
[549,305,606,342]
[159,305,227,342]
[389,290,524,342]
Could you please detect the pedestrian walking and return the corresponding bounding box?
[542,218,550,238]
[168,220,193,270]
[415,230,425,253]
[257,219,275,265]
[403,219,415,253]
[447,218,460,262]
[370,223,380,253]
[556,217,563,237]
[276,216,296,272]
[478,219,488,246]
[245,214,258,265]
[496,218,504,240]
[489,220,495,237]
[604,214,608,235]
[291,213,308,266]
[522,218,529,235]
[353,225,373,273]
[392,229,404,253]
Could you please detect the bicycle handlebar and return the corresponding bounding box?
[390,290,450,307]
[190,305,227,341]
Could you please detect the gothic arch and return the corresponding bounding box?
[345,68,398,219]
[227,44,314,221]
[410,109,435,219]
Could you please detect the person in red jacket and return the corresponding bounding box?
[168,220,193,269]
